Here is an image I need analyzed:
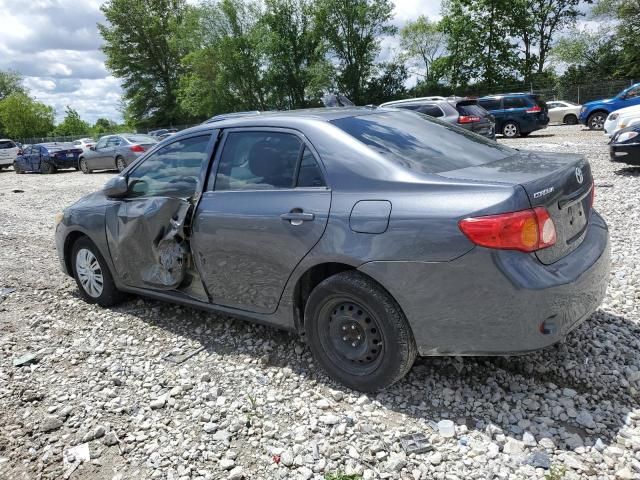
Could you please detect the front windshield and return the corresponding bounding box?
[332,110,516,174]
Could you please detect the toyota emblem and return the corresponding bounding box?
[575,167,584,184]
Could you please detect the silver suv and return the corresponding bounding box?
[0,139,20,170]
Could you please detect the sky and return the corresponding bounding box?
[0,0,441,124]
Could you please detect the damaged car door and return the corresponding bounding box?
[190,129,331,314]
[105,134,215,295]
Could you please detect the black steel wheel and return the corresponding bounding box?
[305,271,417,391]
[40,161,56,174]
[564,114,578,125]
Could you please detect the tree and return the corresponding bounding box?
[593,0,640,78]
[508,0,588,82]
[55,106,91,136]
[314,0,396,104]
[0,70,25,101]
[364,61,408,104]
[441,0,519,89]
[0,93,55,138]
[399,16,446,83]
[93,118,120,136]
[259,0,331,109]
[551,26,622,79]
[98,0,192,127]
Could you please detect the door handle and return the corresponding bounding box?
[280,211,314,226]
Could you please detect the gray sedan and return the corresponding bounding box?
[79,134,157,173]
[55,108,609,391]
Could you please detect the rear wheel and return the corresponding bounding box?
[79,158,91,174]
[14,164,23,174]
[588,111,606,130]
[116,156,126,173]
[502,121,520,138]
[304,271,417,391]
[71,237,123,307]
[564,114,578,125]
[40,162,56,174]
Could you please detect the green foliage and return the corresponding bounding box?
[400,15,446,83]
[364,61,408,105]
[99,0,193,127]
[593,0,640,78]
[324,472,363,480]
[0,92,55,138]
[0,70,25,101]
[55,106,91,136]
[544,465,566,480]
[314,0,396,104]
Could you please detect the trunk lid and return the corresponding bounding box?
[439,150,593,264]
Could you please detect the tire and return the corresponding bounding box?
[71,236,123,307]
[520,132,531,137]
[502,121,520,138]
[564,114,578,125]
[304,271,417,392]
[79,158,91,174]
[40,162,56,174]
[14,164,23,174]
[588,111,606,130]
[116,156,126,173]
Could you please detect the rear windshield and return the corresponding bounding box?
[331,111,516,174]
[0,140,16,149]
[124,134,157,144]
[456,102,488,117]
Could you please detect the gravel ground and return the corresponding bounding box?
[1,125,639,480]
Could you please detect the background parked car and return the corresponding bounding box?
[609,124,640,166]
[579,82,640,130]
[547,100,581,124]
[149,128,178,138]
[79,134,158,173]
[0,138,20,170]
[478,93,549,138]
[604,104,640,137]
[381,97,496,139]
[72,137,96,153]
[14,143,82,174]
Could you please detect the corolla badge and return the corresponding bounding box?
[575,167,584,184]
[533,187,554,199]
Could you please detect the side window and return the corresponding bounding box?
[127,135,211,198]
[479,99,502,110]
[625,85,640,99]
[214,131,302,191]
[95,137,108,150]
[417,105,444,117]
[107,137,121,147]
[296,148,325,187]
[504,97,531,109]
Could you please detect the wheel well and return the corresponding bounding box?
[63,231,87,274]
[294,262,355,331]
[563,113,577,120]
[589,109,608,118]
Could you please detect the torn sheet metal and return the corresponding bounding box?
[106,198,191,290]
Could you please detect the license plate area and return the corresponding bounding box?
[564,200,588,243]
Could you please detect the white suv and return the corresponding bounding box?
[0,139,20,170]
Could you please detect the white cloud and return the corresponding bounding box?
[0,0,443,124]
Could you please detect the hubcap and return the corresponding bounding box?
[504,124,517,137]
[591,115,604,129]
[80,160,87,172]
[320,300,384,375]
[117,158,125,172]
[76,248,104,298]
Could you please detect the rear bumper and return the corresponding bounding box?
[359,212,610,356]
[0,158,13,167]
[610,144,640,165]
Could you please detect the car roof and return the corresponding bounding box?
[480,92,537,99]
[0,138,15,142]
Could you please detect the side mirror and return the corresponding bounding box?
[103,176,128,198]
[90,146,96,151]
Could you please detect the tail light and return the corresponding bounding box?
[458,115,481,124]
[17,149,22,155]
[459,207,556,252]
[130,144,145,153]
[526,105,542,113]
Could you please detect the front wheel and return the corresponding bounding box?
[502,121,520,138]
[588,112,606,130]
[116,156,126,173]
[71,237,123,307]
[564,114,578,125]
[79,158,91,174]
[304,271,417,391]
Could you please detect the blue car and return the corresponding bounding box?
[478,93,549,138]
[14,143,83,174]
[579,83,640,130]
